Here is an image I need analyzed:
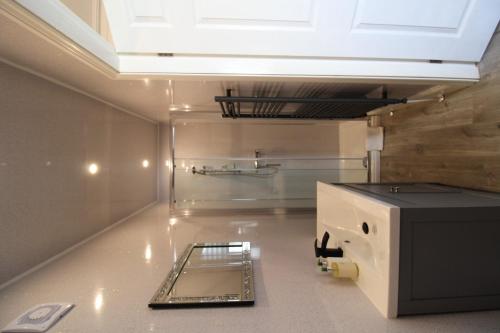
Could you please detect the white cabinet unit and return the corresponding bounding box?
[103,0,500,62]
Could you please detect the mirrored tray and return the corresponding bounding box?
[149,242,254,308]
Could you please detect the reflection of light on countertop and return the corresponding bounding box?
[94,291,104,312]
[169,218,177,226]
[145,244,152,262]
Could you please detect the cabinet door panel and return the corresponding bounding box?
[103,0,500,62]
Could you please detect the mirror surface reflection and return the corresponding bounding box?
[149,242,254,308]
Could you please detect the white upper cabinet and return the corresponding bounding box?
[103,0,500,62]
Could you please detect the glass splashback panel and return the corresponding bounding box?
[173,157,367,209]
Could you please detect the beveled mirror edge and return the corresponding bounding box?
[148,242,255,309]
[148,243,195,307]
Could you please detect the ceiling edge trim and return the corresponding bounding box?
[0,0,118,77]
[117,55,480,84]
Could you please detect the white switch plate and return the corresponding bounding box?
[2,303,74,333]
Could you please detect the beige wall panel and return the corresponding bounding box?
[0,62,157,285]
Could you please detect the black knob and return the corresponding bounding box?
[362,222,369,234]
[314,231,343,258]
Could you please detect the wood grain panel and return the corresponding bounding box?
[381,25,500,192]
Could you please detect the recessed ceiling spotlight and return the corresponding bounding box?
[94,292,103,311]
[88,163,99,175]
[142,160,150,168]
[144,244,152,262]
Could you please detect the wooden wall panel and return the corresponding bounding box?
[381,25,500,192]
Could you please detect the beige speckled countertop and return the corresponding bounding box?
[1,204,499,333]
